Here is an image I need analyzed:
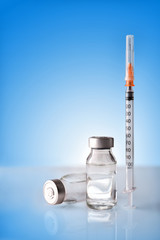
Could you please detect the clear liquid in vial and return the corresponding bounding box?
[86,164,117,210]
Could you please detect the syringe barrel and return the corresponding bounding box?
[125,94,134,191]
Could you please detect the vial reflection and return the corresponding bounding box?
[44,204,87,237]
[44,211,58,236]
[87,208,117,240]
[88,208,115,224]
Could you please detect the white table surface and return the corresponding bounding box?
[0,166,160,240]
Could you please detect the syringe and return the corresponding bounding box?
[124,35,136,207]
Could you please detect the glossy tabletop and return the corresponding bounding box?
[0,167,160,240]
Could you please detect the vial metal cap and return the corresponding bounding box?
[43,179,65,205]
[89,136,114,149]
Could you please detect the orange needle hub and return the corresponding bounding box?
[125,63,135,87]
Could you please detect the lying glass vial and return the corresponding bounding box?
[43,173,86,205]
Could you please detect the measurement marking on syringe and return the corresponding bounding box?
[126,119,131,123]
[126,148,131,152]
[127,162,132,168]
[126,103,131,107]
[126,112,131,116]
[127,134,131,138]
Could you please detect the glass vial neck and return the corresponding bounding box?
[91,148,112,154]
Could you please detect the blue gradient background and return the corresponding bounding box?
[0,0,160,166]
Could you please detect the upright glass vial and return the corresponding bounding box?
[86,137,117,210]
[43,173,86,205]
